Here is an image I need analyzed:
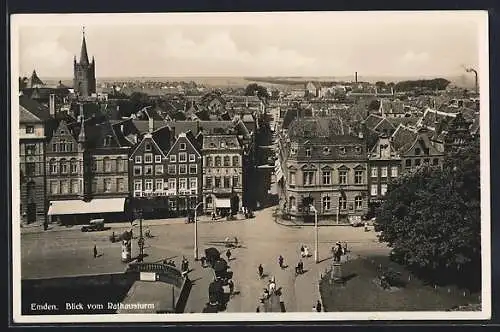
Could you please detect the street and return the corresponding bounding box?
[21,206,390,313]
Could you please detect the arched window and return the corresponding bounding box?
[49,159,57,174]
[355,196,362,210]
[117,157,124,172]
[59,139,66,152]
[103,157,111,172]
[232,156,239,166]
[60,158,68,174]
[206,156,213,167]
[223,156,230,166]
[339,196,347,210]
[70,158,78,174]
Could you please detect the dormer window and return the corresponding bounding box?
[220,142,226,148]
[104,135,112,147]
[305,147,311,157]
[415,147,421,156]
[145,143,152,151]
[323,147,331,155]
[340,147,346,154]
[210,142,216,148]
[180,143,186,150]
[355,146,362,154]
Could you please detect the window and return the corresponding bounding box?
[133,166,142,176]
[155,155,162,163]
[168,178,176,190]
[26,126,34,134]
[215,176,221,188]
[145,143,152,151]
[323,147,331,155]
[355,146,362,154]
[414,159,421,167]
[25,144,36,155]
[190,178,197,190]
[224,176,230,188]
[117,178,125,192]
[180,143,186,150]
[206,156,213,167]
[381,184,388,196]
[60,159,68,174]
[355,196,362,210]
[117,157,124,172]
[50,181,59,194]
[206,196,213,208]
[339,147,346,154]
[104,179,112,192]
[179,164,187,174]
[289,171,296,186]
[303,171,315,186]
[432,158,439,166]
[405,159,411,167]
[424,158,430,165]
[144,165,153,175]
[91,179,98,193]
[104,136,112,147]
[179,152,187,163]
[189,165,197,174]
[50,159,57,174]
[415,148,421,156]
[232,176,239,187]
[68,143,73,152]
[91,159,97,172]
[169,200,177,210]
[169,155,177,163]
[59,181,67,194]
[145,179,153,191]
[179,178,187,190]
[354,170,363,184]
[104,157,111,172]
[322,196,331,211]
[322,171,331,185]
[289,196,296,211]
[232,156,239,166]
[371,185,378,196]
[155,165,164,175]
[391,166,398,177]
[70,158,78,174]
[52,143,58,152]
[371,167,378,177]
[206,177,213,188]
[223,156,230,166]
[339,196,347,210]
[189,154,196,162]
[26,162,35,176]
[155,179,164,191]
[339,170,347,185]
[144,153,153,163]
[220,142,226,149]
[168,165,176,175]
[215,156,222,166]
[135,156,142,164]
[71,180,79,194]
[290,147,297,155]
[59,140,67,152]
[305,147,311,157]
[380,166,388,178]
[134,180,142,192]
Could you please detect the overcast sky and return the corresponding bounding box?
[13,11,486,78]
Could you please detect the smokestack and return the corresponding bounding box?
[355,72,358,83]
[49,94,55,117]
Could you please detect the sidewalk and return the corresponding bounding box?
[273,214,351,228]
[293,258,331,312]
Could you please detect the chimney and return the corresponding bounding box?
[355,72,358,83]
[148,116,154,133]
[49,94,56,116]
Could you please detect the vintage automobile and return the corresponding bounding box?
[81,219,105,232]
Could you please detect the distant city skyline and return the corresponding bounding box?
[13,11,485,78]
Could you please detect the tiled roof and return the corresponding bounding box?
[418,108,457,129]
[289,135,366,161]
[364,114,384,130]
[287,117,351,139]
[203,135,241,150]
[391,124,418,152]
[19,95,51,121]
[387,116,419,128]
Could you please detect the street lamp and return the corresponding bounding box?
[309,204,319,263]
[194,201,203,261]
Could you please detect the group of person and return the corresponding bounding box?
[332,241,349,263]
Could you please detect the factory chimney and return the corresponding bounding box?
[355,72,358,83]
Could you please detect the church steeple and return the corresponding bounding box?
[79,26,89,65]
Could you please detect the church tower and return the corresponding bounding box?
[73,27,96,98]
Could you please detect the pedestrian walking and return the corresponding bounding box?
[212,212,216,220]
[316,300,322,312]
[228,279,234,294]
[342,242,348,255]
[93,245,97,258]
[258,264,264,278]
[268,278,276,293]
[234,237,238,247]
[226,249,232,261]
[304,246,309,258]
[256,306,260,312]
[278,255,284,268]
[300,245,305,258]
[299,259,304,274]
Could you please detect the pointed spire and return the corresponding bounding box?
[79,26,89,65]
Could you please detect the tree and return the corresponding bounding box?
[375,81,386,88]
[375,137,480,289]
[368,100,380,112]
[245,83,270,100]
[129,92,150,111]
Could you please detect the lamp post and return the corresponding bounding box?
[194,201,203,261]
[135,208,144,262]
[310,205,319,263]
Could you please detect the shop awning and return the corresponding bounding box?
[215,198,231,208]
[47,198,126,216]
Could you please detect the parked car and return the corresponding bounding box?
[81,219,105,232]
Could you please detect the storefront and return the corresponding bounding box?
[47,198,130,224]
